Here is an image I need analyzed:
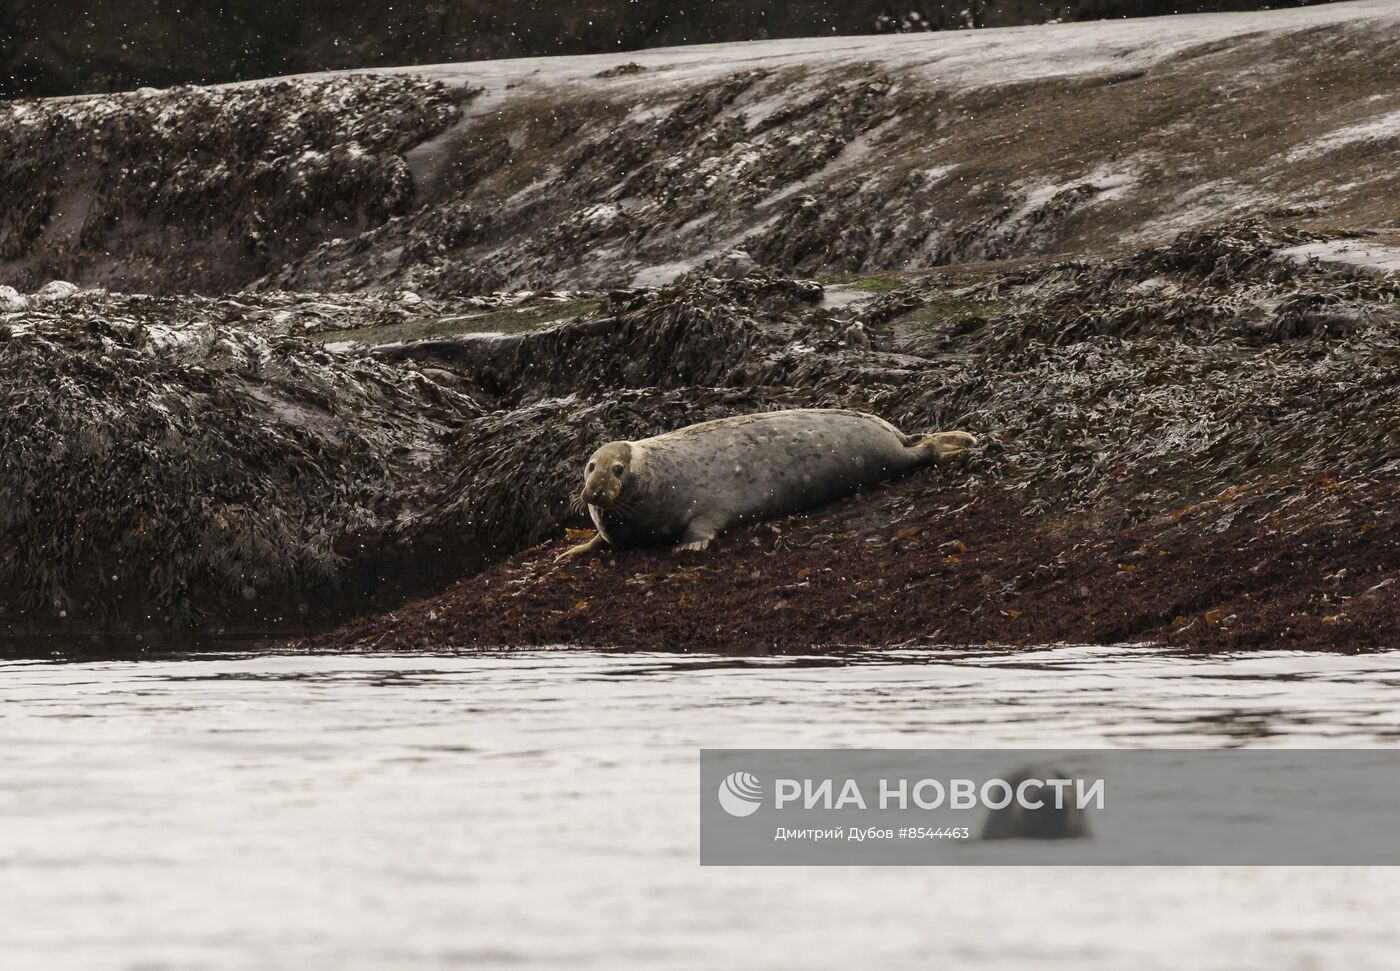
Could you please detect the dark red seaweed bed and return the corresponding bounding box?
[305,474,1398,654]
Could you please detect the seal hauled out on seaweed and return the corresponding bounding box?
[558,409,975,559]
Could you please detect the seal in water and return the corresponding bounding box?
[557,408,975,560]
[980,764,1091,840]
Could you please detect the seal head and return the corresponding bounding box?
[580,442,633,508]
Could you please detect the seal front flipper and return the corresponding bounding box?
[554,531,607,563]
[674,517,721,553]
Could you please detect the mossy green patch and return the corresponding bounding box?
[893,296,1011,330]
[819,272,908,294]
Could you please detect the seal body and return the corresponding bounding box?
[566,409,974,556]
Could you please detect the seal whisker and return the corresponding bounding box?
[610,496,641,518]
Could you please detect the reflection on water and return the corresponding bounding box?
[2,645,1399,969]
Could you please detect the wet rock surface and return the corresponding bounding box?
[8,8,1400,297]
[2,1,1310,99]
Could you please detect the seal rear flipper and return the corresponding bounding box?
[911,430,977,464]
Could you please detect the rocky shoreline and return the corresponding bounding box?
[2,9,1398,650]
[3,222,1395,649]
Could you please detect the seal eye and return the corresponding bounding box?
[587,462,595,473]
[612,463,625,476]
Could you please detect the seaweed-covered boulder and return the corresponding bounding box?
[371,270,829,402]
[0,300,479,631]
[0,75,464,292]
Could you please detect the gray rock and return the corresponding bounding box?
[0,285,28,313]
[31,280,79,305]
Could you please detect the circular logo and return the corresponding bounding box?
[717,771,763,817]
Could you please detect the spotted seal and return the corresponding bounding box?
[557,408,975,560]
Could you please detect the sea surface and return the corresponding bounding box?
[3,645,1399,970]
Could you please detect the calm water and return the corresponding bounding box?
[3,645,1400,970]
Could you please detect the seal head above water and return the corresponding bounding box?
[557,408,975,560]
